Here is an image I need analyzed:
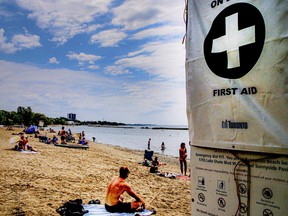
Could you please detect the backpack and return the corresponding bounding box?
[56,199,88,216]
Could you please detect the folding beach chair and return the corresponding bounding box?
[144,150,154,160]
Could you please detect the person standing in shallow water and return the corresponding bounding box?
[161,142,165,150]
[81,131,85,139]
[179,142,187,175]
[147,138,151,150]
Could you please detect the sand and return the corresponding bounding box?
[0,127,191,215]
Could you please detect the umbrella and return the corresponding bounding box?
[9,136,21,144]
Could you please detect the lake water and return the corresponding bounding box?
[48,125,190,159]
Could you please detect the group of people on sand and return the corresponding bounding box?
[9,128,187,214]
[11,126,91,153]
[104,143,188,214]
[38,134,59,144]
[13,133,38,152]
[36,126,89,145]
[105,131,191,214]
[104,142,188,214]
[147,138,188,176]
[77,130,89,145]
[58,127,88,145]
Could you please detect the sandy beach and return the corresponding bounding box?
[0,127,191,215]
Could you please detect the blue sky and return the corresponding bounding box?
[0,0,187,125]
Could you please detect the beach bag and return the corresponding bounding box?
[56,199,88,215]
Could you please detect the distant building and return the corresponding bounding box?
[67,113,76,121]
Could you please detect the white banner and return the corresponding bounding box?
[186,0,288,154]
[190,146,288,216]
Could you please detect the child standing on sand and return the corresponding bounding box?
[179,142,187,175]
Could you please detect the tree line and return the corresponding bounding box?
[0,106,72,127]
[0,106,125,127]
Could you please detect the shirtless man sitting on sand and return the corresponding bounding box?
[105,166,145,213]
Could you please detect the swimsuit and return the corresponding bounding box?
[105,202,132,213]
[179,147,187,161]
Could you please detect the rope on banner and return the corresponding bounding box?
[230,151,282,216]
[182,0,188,44]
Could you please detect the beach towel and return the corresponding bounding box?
[19,150,39,154]
[156,172,176,179]
[155,173,190,180]
[176,175,190,181]
[83,204,155,216]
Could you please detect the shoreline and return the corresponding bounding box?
[0,127,191,215]
[46,124,188,130]
[46,125,190,159]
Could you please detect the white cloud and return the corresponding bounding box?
[0,60,187,125]
[0,28,41,53]
[131,25,184,40]
[107,0,186,82]
[12,33,41,49]
[90,29,127,47]
[67,52,102,65]
[0,60,114,118]
[88,65,99,70]
[0,1,188,125]
[115,40,186,81]
[16,0,113,44]
[0,29,17,54]
[86,24,102,33]
[49,57,60,64]
[104,65,131,76]
[118,79,187,124]
[112,0,184,30]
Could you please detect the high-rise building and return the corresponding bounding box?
[67,113,76,121]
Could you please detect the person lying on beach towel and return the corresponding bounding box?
[155,172,190,180]
[12,132,24,137]
[156,172,176,179]
[152,170,189,180]
[38,135,48,143]
[6,125,14,131]
[105,166,145,213]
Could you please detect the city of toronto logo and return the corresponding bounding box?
[204,3,265,79]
